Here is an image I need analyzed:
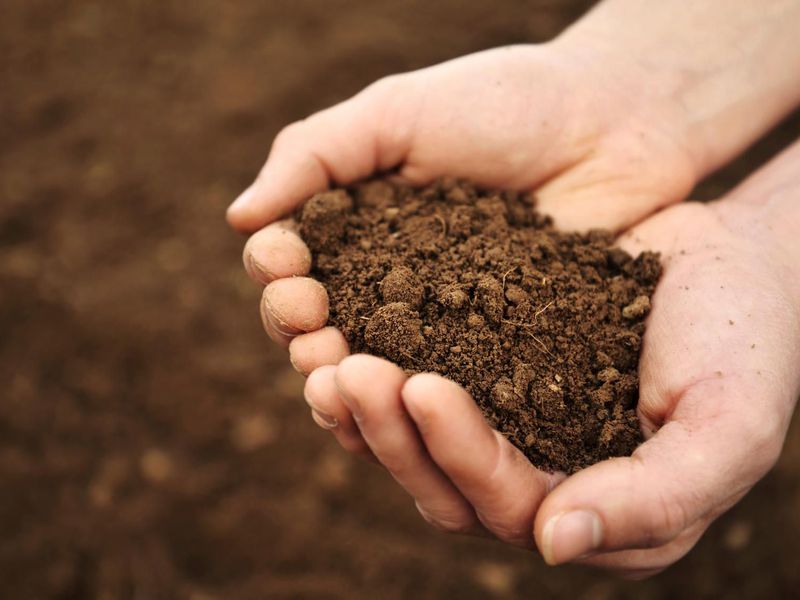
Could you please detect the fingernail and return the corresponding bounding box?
[542,510,603,565]
[310,408,338,430]
[304,390,338,429]
[289,352,309,377]
[262,293,302,338]
[247,253,276,283]
[334,380,362,421]
[229,186,255,213]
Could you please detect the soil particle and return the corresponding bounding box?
[380,266,425,308]
[300,179,661,472]
[622,295,651,319]
[364,302,425,363]
[299,189,354,252]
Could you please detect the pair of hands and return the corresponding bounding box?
[227,37,800,578]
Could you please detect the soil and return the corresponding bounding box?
[3,1,800,599]
[300,179,661,473]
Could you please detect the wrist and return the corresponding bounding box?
[547,32,706,186]
[555,0,800,178]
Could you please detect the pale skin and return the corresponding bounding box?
[227,0,800,578]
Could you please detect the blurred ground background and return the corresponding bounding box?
[2,1,799,598]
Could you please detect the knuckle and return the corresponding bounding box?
[272,121,304,151]
[647,488,691,546]
[365,73,406,96]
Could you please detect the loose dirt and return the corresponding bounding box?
[300,179,661,472]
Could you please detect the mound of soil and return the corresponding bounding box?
[299,179,661,473]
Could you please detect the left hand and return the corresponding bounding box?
[298,143,800,578]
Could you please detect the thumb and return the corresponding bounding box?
[227,75,416,233]
[534,377,784,565]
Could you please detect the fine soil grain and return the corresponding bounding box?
[299,178,661,473]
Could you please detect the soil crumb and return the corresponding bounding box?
[299,178,661,473]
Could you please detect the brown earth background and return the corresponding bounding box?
[2,1,799,598]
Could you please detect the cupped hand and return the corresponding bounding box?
[234,39,706,370]
[229,41,700,236]
[229,35,800,577]
[534,172,800,576]
[300,142,800,578]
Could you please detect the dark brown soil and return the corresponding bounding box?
[300,179,660,473]
[3,0,800,598]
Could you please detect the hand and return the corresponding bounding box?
[233,38,707,364]
[230,0,800,368]
[228,0,800,235]
[228,3,800,578]
[301,142,800,578]
[229,40,701,237]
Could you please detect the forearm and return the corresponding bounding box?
[556,0,800,177]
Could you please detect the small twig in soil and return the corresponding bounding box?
[501,299,555,328]
[534,299,554,319]
[358,306,379,320]
[500,266,516,291]
[528,333,557,360]
[501,319,535,328]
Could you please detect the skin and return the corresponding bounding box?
[227,0,800,578]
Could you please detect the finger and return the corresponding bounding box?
[335,355,481,534]
[304,365,374,460]
[289,327,350,376]
[227,76,415,233]
[575,518,710,579]
[260,277,329,347]
[242,219,311,285]
[401,373,563,548]
[534,377,783,565]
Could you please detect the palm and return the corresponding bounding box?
[294,201,798,578]
[392,45,696,232]
[623,202,798,438]
[549,201,800,573]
